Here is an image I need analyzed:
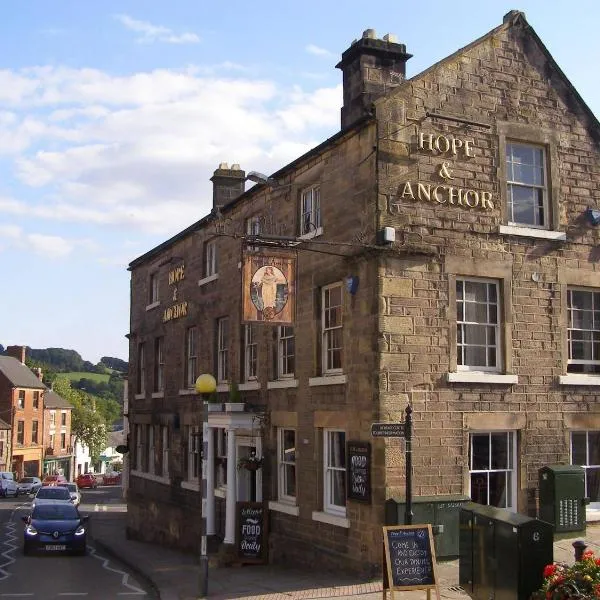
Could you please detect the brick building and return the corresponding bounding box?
[127,12,600,573]
[0,418,11,472]
[42,390,73,479]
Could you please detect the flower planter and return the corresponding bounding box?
[238,458,263,471]
[225,402,245,412]
[207,403,223,412]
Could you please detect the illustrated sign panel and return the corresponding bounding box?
[346,441,371,503]
[382,525,439,598]
[237,502,267,563]
[242,251,296,324]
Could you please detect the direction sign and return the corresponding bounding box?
[371,422,406,438]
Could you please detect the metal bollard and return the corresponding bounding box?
[573,540,587,561]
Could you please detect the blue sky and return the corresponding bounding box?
[1,1,599,364]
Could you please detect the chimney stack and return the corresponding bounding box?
[210,163,246,212]
[6,345,26,364]
[35,367,43,381]
[336,29,412,130]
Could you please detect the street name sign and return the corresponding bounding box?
[371,422,405,438]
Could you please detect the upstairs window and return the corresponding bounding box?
[456,278,501,372]
[32,420,38,444]
[33,391,39,410]
[61,412,66,427]
[185,327,197,388]
[17,390,25,410]
[17,420,24,445]
[154,336,165,392]
[277,326,295,378]
[217,317,229,383]
[244,324,258,380]
[506,142,547,228]
[137,343,146,395]
[205,239,218,277]
[300,185,321,237]
[567,288,600,374]
[322,283,343,374]
[149,272,159,304]
[49,411,56,427]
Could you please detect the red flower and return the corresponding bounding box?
[595,558,600,566]
[544,564,557,578]
[584,550,595,559]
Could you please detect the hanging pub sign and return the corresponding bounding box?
[346,441,371,503]
[242,250,296,324]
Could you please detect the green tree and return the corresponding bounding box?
[51,378,108,461]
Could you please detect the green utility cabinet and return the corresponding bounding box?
[385,495,471,559]
[459,502,553,600]
[539,465,587,534]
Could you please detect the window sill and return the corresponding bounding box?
[267,379,298,389]
[215,487,226,498]
[498,225,566,241]
[198,273,219,287]
[178,388,196,396]
[181,480,200,492]
[145,301,160,311]
[446,372,518,384]
[309,374,347,387]
[559,374,600,386]
[216,383,229,393]
[131,470,170,485]
[298,227,323,241]
[239,381,261,391]
[269,501,299,516]
[151,391,164,398]
[134,393,146,400]
[311,511,350,528]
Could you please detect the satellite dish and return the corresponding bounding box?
[115,445,129,454]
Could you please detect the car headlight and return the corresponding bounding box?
[25,525,37,536]
[75,526,86,536]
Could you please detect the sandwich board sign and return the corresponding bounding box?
[382,524,440,600]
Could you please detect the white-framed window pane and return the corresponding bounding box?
[278,428,296,502]
[205,240,217,276]
[571,431,600,503]
[215,428,227,487]
[457,278,501,371]
[506,142,547,228]
[138,343,146,394]
[217,318,229,382]
[324,429,346,515]
[567,288,600,374]
[161,426,169,478]
[147,425,155,475]
[244,324,258,380]
[186,327,197,387]
[149,272,159,303]
[278,326,295,378]
[300,186,321,235]
[154,337,164,392]
[322,284,343,374]
[469,431,515,509]
[188,426,200,481]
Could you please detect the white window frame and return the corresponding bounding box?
[61,433,66,449]
[571,431,600,506]
[244,324,258,381]
[149,272,159,304]
[147,425,155,475]
[33,391,39,410]
[186,327,197,388]
[31,420,38,445]
[277,428,296,504]
[567,288,600,374]
[300,185,321,237]
[49,411,56,427]
[188,426,200,481]
[161,426,169,478]
[277,326,295,379]
[323,429,346,517]
[17,420,24,445]
[17,390,25,409]
[506,142,548,229]
[138,343,146,394]
[456,278,501,372]
[217,318,229,383]
[205,239,217,277]
[246,215,261,252]
[322,283,343,375]
[61,411,67,427]
[469,431,516,510]
[155,336,164,392]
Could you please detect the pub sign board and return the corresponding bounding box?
[382,525,440,600]
[236,502,268,564]
[346,441,371,503]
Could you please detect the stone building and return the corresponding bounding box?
[127,11,600,573]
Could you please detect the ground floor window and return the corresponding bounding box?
[571,431,600,503]
[324,429,346,516]
[469,431,515,509]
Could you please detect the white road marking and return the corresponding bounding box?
[57,594,88,597]
[0,520,18,581]
[87,546,146,596]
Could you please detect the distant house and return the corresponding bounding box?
[73,439,93,477]
[98,429,125,475]
[0,418,10,472]
[43,390,74,479]
[0,346,46,478]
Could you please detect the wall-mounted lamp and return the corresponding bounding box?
[345,275,360,295]
[586,207,600,226]
[246,171,278,186]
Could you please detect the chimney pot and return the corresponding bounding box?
[218,162,229,169]
[383,33,398,43]
[363,29,376,39]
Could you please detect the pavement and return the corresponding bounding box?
[87,503,600,600]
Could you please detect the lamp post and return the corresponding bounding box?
[195,373,217,599]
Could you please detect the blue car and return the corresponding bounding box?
[22,502,89,555]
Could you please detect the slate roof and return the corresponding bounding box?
[0,356,46,390]
[44,390,72,410]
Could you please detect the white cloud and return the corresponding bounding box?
[114,14,200,45]
[306,44,335,58]
[26,233,73,258]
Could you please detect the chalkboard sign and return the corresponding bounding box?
[237,502,267,564]
[382,525,440,599]
[346,441,371,503]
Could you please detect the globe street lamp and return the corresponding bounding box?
[195,373,217,599]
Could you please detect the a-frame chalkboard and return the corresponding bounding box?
[382,525,440,600]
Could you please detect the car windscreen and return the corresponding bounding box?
[36,487,71,499]
[21,478,35,483]
[32,504,79,520]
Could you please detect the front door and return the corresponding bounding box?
[236,440,261,503]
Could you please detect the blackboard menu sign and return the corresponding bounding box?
[382,525,440,598]
[237,502,267,564]
[346,441,371,503]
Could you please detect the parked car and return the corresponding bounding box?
[59,483,81,506]
[42,474,68,487]
[22,502,88,555]
[17,477,42,496]
[0,472,18,498]
[31,486,72,508]
[102,472,122,486]
[76,473,98,489]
